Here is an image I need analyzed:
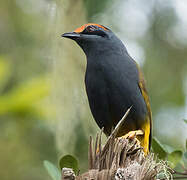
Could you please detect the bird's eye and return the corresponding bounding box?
[86,25,96,32]
[82,25,97,34]
[82,25,107,37]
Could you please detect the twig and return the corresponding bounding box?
[101,107,132,156]
[111,106,132,138]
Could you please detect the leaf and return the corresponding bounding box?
[168,150,183,168]
[59,155,79,174]
[151,137,168,159]
[162,144,176,154]
[43,160,61,180]
[184,119,187,124]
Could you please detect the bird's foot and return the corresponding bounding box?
[121,130,144,140]
[119,130,144,155]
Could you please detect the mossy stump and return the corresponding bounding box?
[62,134,171,180]
[61,109,170,180]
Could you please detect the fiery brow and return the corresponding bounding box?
[74,23,108,33]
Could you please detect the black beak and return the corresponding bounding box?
[61,32,81,40]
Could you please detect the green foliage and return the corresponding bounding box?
[0,57,50,117]
[44,155,79,180]
[44,161,61,180]
[152,137,186,169]
[168,151,183,168]
[59,155,79,175]
[0,57,11,92]
[0,76,50,116]
[152,137,168,159]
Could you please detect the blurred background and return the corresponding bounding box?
[0,0,187,179]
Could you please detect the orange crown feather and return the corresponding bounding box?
[74,23,108,33]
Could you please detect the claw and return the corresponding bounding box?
[121,130,144,140]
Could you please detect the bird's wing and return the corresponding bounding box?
[137,66,152,151]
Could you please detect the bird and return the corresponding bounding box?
[62,23,152,154]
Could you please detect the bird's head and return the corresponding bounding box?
[62,23,125,56]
